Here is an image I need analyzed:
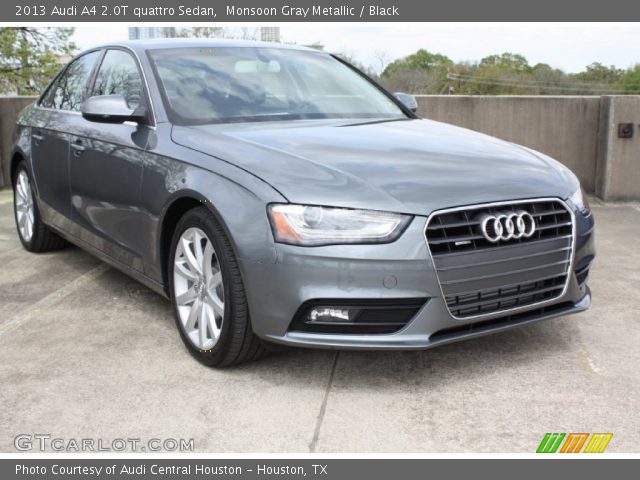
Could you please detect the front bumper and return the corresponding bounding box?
[239,207,595,350]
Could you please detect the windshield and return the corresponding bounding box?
[148,47,407,125]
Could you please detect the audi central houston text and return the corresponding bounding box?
[11,39,594,366]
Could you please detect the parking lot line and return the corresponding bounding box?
[0,263,110,337]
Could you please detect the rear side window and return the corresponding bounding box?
[91,49,144,109]
[40,51,101,111]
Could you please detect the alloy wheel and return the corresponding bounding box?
[15,170,35,243]
[173,227,225,350]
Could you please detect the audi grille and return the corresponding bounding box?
[425,199,574,319]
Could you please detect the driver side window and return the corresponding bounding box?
[40,50,101,111]
[91,49,144,110]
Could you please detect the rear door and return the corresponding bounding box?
[31,50,102,230]
[67,48,154,271]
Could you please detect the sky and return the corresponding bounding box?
[71,23,640,73]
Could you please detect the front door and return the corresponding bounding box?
[67,48,153,272]
[30,50,102,229]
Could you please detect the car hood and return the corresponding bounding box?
[171,118,575,215]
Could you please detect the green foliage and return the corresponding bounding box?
[0,27,75,95]
[381,49,453,94]
[573,62,624,85]
[617,64,640,93]
[379,48,640,95]
[383,49,453,75]
[479,53,531,74]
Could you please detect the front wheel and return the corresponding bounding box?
[168,206,266,367]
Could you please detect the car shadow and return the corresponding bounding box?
[251,318,580,390]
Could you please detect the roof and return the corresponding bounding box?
[89,38,317,54]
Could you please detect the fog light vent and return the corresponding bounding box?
[290,298,428,335]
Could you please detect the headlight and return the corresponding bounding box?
[268,204,412,246]
[568,187,591,216]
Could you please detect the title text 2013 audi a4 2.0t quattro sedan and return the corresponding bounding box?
[11,40,595,366]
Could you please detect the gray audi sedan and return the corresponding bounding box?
[11,39,595,366]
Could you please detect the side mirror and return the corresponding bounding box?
[394,92,418,114]
[81,95,146,124]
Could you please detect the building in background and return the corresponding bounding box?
[260,27,280,43]
[128,27,176,40]
[128,26,280,42]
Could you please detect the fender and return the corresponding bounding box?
[142,144,287,285]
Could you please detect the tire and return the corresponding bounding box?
[13,161,67,253]
[168,206,266,367]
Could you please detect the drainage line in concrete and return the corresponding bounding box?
[309,351,340,453]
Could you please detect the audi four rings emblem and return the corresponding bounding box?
[479,211,536,242]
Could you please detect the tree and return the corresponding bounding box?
[381,49,452,93]
[383,49,453,75]
[371,49,391,77]
[334,49,376,76]
[378,47,638,95]
[617,64,640,94]
[529,63,572,94]
[573,62,624,85]
[478,53,531,74]
[381,68,448,94]
[0,27,75,95]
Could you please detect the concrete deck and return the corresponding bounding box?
[1,189,639,453]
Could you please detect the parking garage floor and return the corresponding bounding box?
[1,189,639,453]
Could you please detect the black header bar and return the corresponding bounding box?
[5,0,640,22]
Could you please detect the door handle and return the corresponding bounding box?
[71,141,86,156]
[32,132,44,145]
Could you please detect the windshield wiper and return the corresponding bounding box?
[340,117,413,127]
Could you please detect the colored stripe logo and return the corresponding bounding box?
[537,433,613,453]
[583,433,614,453]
